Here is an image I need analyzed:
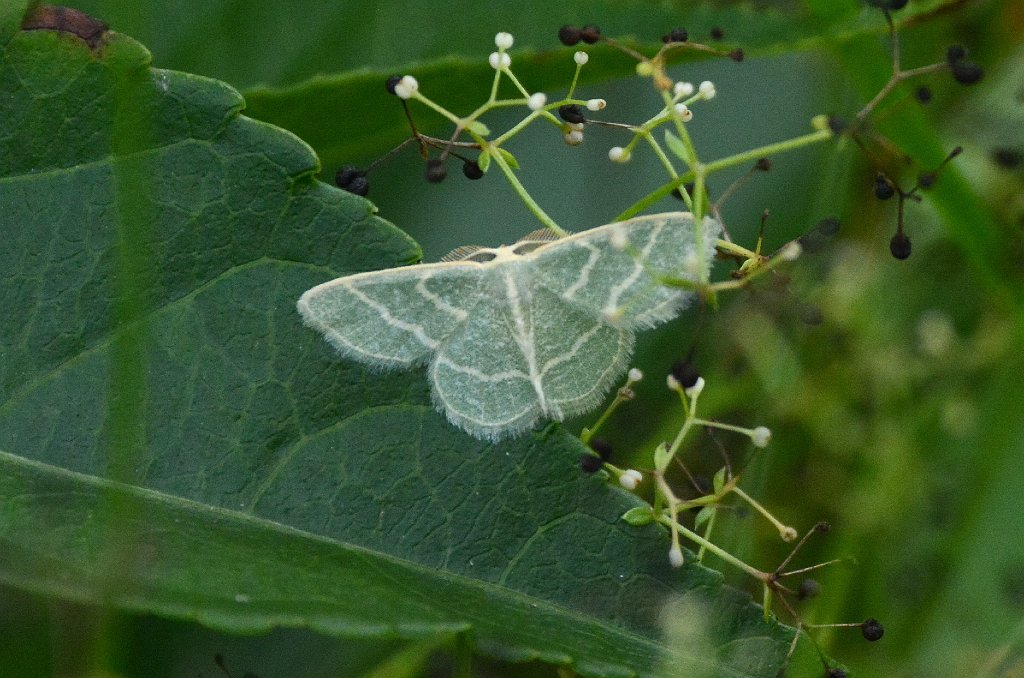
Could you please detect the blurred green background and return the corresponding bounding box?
[3,1,1023,676]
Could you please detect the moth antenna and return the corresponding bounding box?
[440,245,487,262]
[516,228,563,243]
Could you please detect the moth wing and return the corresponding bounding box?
[428,271,543,439]
[530,212,720,330]
[298,262,481,369]
[528,287,635,421]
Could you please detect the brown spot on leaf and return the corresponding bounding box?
[22,5,108,49]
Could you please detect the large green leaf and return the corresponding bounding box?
[64,0,958,172]
[0,10,816,677]
[66,0,875,89]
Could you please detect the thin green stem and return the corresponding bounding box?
[488,66,502,102]
[691,418,753,437]
[411,92,462,127]
[581,390,630,443]
[732,486,794,539]
[763,583,774,619]
[660,89,697,165]
[567,62,584,97]
[656,514,766,580]
[492,109,544,146]
[715,239,759,259]
[615,127,834,221]
[696,506,718,562]
[641,132,680,185]
[482,139,567,236]
[501,66,532,98]
[704,128,834,175]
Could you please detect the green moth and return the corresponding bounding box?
[298,212,720,440]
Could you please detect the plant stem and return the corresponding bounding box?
[482,140,567,236]
[656,514,766,580]
[615,127,834,221]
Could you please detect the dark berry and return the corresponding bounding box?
[952,61,984,85]
[580,24,601,44]
[558,25,582,46]
[918,171,937,189]
[915,86,932,103]
[798,578,821,600]
[816,217,841,237]
[887,0,908,9]
[425,159,447,183]
[589,437,614,460]
[462,161,484,180]
[345,176,369,196]
[558,104,586,124]
[993,148,1023,169]
[710,26,724,40]
[670,359,700,389]
[335,164,362,188]
[798,232,826,254]
[946,44,967,65]
[861,618,884,642]
[580,453,603,473]
[827,115,847,135]
[662,27,688,43]
[815,521,832,533]
[755,157,772,172]
[800,304,824,326]
[826,669,847,678]
[385,75,402,95]
[890,232,912,260]
[874,173,895,200]
[729,48,745,62]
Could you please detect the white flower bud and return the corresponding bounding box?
[494,32,514,50]
[673,81,695,97]
[698,80,716,99]
[568,122,584,132]
[780,526,799,542]
[619,470,642,491]
[628,367,643,383]
[393,75,419,100]
[666,374,681,391]
[528,92,547,111]
[751,426,772,448]
[668,544,684,568]
[674,103,693,122]
[608,146,630,163]
[563,130,584,146]
[488,52,511,70]
[684,376,705,398]
[574,51,590,65]
[586,98,606,111]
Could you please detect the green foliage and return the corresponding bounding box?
[2,1,1024,677]
[0,10,817,678]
